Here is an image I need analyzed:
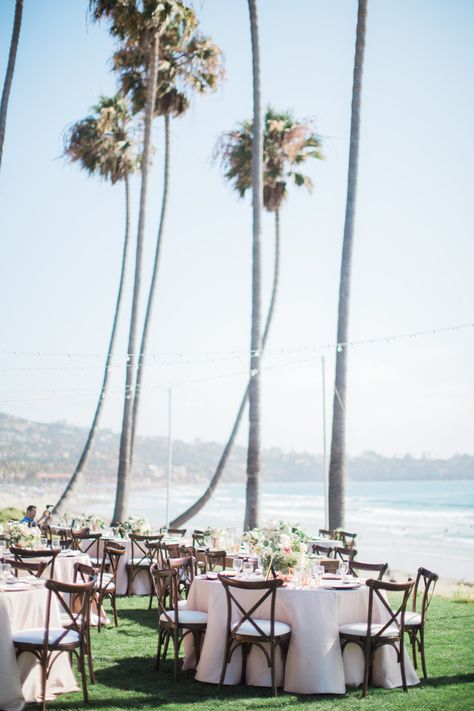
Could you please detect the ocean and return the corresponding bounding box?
[76,478,474,583]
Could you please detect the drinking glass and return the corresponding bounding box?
[0,563,11,582]
[338,561,348,580]
[41,537,48,548]
[243,560,254,578]
[232,558,243,576]
[311,563,324,587]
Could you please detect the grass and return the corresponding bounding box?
[37,594,474,711]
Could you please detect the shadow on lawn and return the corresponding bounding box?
[118,605,156,629]
[92,656,337,707]
[422,673,474,688]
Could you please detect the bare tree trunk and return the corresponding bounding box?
[113,33,160,524]
[170,210,281,529]
[129,113,170,467]
[0,0,23,171]
[53,176,131,515]
[328,0,367,530]
[244,0,263,531]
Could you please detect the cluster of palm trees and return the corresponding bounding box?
[1,0,368,531]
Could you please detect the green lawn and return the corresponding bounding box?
[39,594,474,711]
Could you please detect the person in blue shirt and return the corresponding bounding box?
[20,505,50,527]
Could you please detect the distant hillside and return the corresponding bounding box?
[0,411,473,485]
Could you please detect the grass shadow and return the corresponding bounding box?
[422,673,474,688]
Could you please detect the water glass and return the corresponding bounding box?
[311,563,324,587]
[232,558,243,576]
[0,563,11,582]
[243,560,254,578]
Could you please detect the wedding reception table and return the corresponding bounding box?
[183,576,419,694]
[0,581,79,711]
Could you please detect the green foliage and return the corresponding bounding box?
[38,594,474,710]
[216,106,323,212]
[0,506,22,526]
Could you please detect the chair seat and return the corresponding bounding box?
[402,611,422,626]
[160,609,208,625]
[13,626,80,646]
[127,558,150,566]
[339,622,400,637]
[232,619,291,637]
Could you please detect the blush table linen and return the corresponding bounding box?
[182,577,419,695]
[0,584,79,711]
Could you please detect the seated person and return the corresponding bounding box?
[20,505,51,527]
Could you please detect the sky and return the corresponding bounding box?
[0,0,473,460]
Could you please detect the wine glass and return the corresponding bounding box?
[232,558,243,576]
[0,563,11,583]
[311,563,324,588]
[338,561,348,580]
[243,560,254,578]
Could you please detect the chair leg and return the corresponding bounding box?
[87,628,95,683]
[419,627,428,679]
[172,630,180,682]
[218,635,232,690]
[156,628,164,670]
[408,629,418,670]
[111,593,118,627]
[399,638,408,692]
[362,643,370,698]
[241,643,248,686]
[41,652,48,711]
[163,631,170,660]
[79,648,89,704]
[270,642,277,697]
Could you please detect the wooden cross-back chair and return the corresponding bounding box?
[151,565,208,682]
[404,566,438,679]
[70,530,103,564]
[166,555,196,599]
[333,546,357,563]
[6,558,48,578]
[192,530,207,547]
[126,533,163,598]
[339,578,415,697]
[96,543,126,632]
[12,578,95,710]
[204,549,227,572]
[9,546,60,579]
[349,560,388,581]
[217,575,291,697]
[336,530,357,549]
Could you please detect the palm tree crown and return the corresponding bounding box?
[63,94,137,183]
[216,107,323,212]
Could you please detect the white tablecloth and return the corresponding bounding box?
[0,585,79,711]
[49,551,90,583]
[183,577,419,694]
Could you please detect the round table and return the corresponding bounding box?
[0,582,78,711]
[183,576,419,694]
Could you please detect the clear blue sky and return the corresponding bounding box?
[0,0,473,458]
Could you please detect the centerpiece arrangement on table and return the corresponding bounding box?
[3,521,42,548]
[242,520,309,578]
[114,515,152,538]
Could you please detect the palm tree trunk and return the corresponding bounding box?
[244,0,263,531]
[170,209,281,529]
[52,175,131,515]
[113,33,160,524]
[328,0,367,530]
[0,0,23,171]
[129,113,171,468]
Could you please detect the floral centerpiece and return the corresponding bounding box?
[56,512,106,531]
[115,515,152,539]
[5,521,42,549]
[242,520,309,577]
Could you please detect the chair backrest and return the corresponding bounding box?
[349,560,388,581]
[205,549,227,571]
[98,543,126,591]
[73,561,97,583]
[167,528,187,538]
[318,528,335,539]
[5,558,47,578]
[10,546,60,578]
[150,564,179,625]
[56,527,73,550]
[129,533,163,567]
[218,575,284,640]
[167,555,196,591]
[336,530,357,549]
[312,543,334,557]
[192,530,206,547]
[412,567,439,622]
[160,542,181,565]
[44,578,95,646]
[366,578,415,641]
[334,546,357,562]
[70,529,102,559]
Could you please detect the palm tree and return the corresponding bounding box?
[53,95,137,515]
[170,108,322,528]
[244,0,263,530]
[112,19,224,468]
[0,0,24,171]
[89,0,189,523]
[328,0,368,530]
